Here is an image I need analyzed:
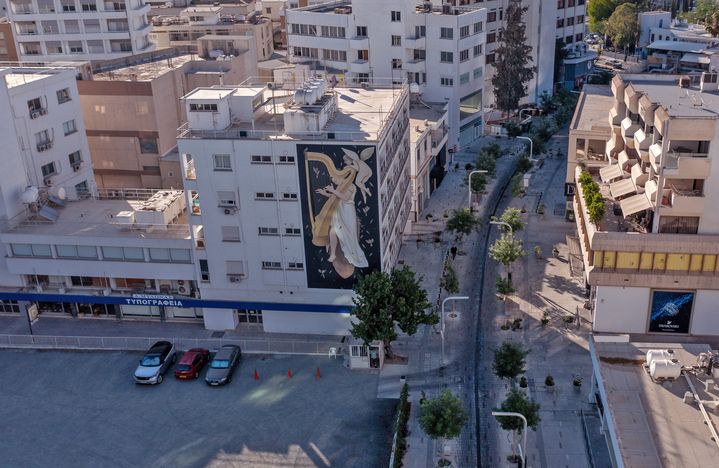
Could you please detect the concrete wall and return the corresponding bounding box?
[263,310,351,335]
[593,286,650,333]
[690,290,719,335]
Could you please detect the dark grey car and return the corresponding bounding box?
[205,345,241,386]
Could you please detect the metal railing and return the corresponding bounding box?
[0,334,343,356]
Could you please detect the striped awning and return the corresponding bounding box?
[620,193,652,217]
[610,178,636,199]
[600,164,624,183]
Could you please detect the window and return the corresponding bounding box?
[27,97,44,113]
[322,49,347,61]
[56,245,97,259]
[292,46,318,58]
[576,33,583,42]
[320,26,345,38]
[473,67,483,79]
[440,51,453,63]
[81,1,96,11]
[170,249,191,262]
[138,137,158,154]
[356,26,367,37]
[473,44,483,57]
[199,259,210,281]
[487,32,496,43]
[460,25,470,38]
[68,151,82,166]
[356,73,370,83]
[61,0,76,12]
[11,244,51,257]
[460,72,470,84]
[237,309,262,324]
[557,0,565,8]
[68,41,83,53]
[357,49,369,61]
[213,154,232,171]
[415,25,426,38]
[261,261,282,270]
[391,35,401,46]
[391,58,402,69]
[251,155,272,164]
[41,162,56,177]
[0,301,20,313]
[440,77,454,87]
[474,21,483,34]
[71,276,109,287]
[255,192,275,200]
[284,227,301,236]
[221,226,241,241]
[102,246,143,261]
[351,345,368,357]
[35,130,51,145]
[577,15,584,23]
[282,192,298,200]
[487,11,497,22]
[566,17,574,26]
[391,10,401,22]
[440,27,453,39]
[287,262,304,270]
[149,248,170,262]
[258,227,279,235]
[278,155,295,164]
[460,49,469,62]
[565,35,573,44]
[75,181,88,196]
[413,49,426,60]
[556,18,564,28]
[486,53,495,65]
[62,120,77,136]
[217,191,236,207]
[189,103,217,112]
[226,260,245,276]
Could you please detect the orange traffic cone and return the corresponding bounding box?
[253,368,259,381]
[287,368,293,379]
[315,367,321,379]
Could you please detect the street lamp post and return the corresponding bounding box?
[491,411,528,468]
[468,169,488,211]
[440,296,469,366]
[516,136,536,162]
[489,220,513,236]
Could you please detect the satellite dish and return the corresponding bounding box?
[20,186,39,204]
[409,83,421,94]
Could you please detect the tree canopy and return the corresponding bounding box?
[605,2,638,52]
[493,341,528,381]
[445,209,480,238]
[488,234,526,271]
[491,0,534,114]
[350,267,435,353]
[419,390,468,440]
[587,0,617,33]
[494,389,541,433]
[439,260,460,295]
[497,207,525,234]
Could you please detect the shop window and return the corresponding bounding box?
[237,309,262,324]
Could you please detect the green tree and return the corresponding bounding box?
[445,208,480,241]
[587,0,617,33]
[489,234,526,279]
[440,261,460,294]
[419,390,468,440]
[351,267,435,356]
[497,207,525,233]
[707,11,719,37]
[496,276,515,296]
[494,388,541,433]
[491,0,535,114]
[476,152,497,176]
[680,0,719,23]
[493,341,528,381]
[605,2,638,56]
[465,171,487,194]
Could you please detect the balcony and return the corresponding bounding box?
[348,36,369,49]
[405,59,425,72]
[663,185,705,214]
[29,108,47,119]
[663,151,710,178]
[348,60,369,72]
[608,107,622,127]
[648,143,662,171]
[405,36,426,48]
[633,129,652,161]
[36,140,53,152]
[621,117,640,139]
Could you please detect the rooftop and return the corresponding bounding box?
[620,74,719,119]
[592,337,719,468]
[409,103,447,143]
[2,66,75,88]
[3,190,190,240]
[294,0,483,15]
[570,84,613,132]
[647,40,715,54]
[92,54,199,81]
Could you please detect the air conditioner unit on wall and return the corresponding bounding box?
[228,274,244,283]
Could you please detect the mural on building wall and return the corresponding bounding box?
[648,290,695,333]
[297,143,381,289]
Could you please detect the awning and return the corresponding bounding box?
[600,164,624,183]
[620,193,652,217]
[610,178,636,199]
[681,53,711,65]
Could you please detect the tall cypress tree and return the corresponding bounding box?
[491,0,535,114]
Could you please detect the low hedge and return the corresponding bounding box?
[391,383,412,468]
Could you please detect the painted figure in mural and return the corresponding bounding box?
[308,149,373,279]
[342,147,374,203]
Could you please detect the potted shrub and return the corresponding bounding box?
[519,376,528,388]
[572,376,583,393]
[545,375,555,392]
[534,245,542,258]
[437,458,452,468]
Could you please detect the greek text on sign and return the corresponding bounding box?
[126,294,184,307]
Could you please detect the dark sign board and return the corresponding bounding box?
[564,182,576,197]
[296,143,381,289]
[648,290,694,333]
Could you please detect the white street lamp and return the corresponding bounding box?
[516,136,536,162]
[490,220,513,236]
[440,296,469,366]
[491,411,528,468]
[468,170,488,211]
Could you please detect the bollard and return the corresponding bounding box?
[287,368,293,379]
[253,368,259,381]
[316,367,321,379]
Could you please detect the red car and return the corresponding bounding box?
[174,348,210,380]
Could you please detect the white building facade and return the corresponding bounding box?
[177,80,411,333]
[286,0,486,150]
[6,0,153,62]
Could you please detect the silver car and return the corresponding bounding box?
[134,341,176,385]
[205,345,241,386]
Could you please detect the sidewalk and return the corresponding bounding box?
[383,136,525,468]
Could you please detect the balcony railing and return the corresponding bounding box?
[36,140,53,152]
[663,151,709,169]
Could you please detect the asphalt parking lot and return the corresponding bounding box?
[0,350,395,468]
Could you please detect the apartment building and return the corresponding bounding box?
[408,102,448,224]
[285,0,486,149]
[6,0,153,62]
[177,79,410,333]
[148,6,274,61]
[568,72,719,336]
[482,0,586,108]
[78,43,258,189]
[0,17,19,61]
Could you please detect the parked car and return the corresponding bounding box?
[205,345,242,386]
[134,341,176,385]
[174,348,210,380]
